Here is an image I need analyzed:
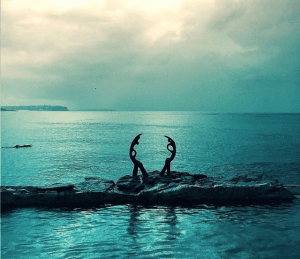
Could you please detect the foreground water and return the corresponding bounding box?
[1,111,300,258]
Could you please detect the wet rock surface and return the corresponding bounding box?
[116,175,145,193]
[1,171,296,208]
[117,171,207,190]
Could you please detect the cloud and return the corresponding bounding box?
[2,0,300,111]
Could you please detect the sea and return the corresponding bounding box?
[1,111,300,258]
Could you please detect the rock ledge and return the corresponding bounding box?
[1,171,295,208]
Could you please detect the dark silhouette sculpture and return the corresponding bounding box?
[160,136,176,176]
[129,134,148,178]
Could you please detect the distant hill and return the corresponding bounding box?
[1,108,14,111]
[1,105,69,111]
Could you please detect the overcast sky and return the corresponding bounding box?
[2,0,300,111]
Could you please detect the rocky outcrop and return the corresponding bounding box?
[116,171,207,192]
[1,171,295,208]
[2,144,33,149]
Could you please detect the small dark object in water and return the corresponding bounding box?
[14,144,32,148]
[160,136,176,176]
[2,144,33,148]
[129,134,148,178]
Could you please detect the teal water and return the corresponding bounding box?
[1,111,300,258]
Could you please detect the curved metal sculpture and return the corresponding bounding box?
[129,134,148,178]
[160,136,176,176]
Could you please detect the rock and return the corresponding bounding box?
[2,144,32,149]
[1,172,295,208]
[76,178,115,192]
[230,174,263,183]
[143,171,206,186]
[36,183,75,193]
[116,175,145,193]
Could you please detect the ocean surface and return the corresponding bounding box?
[1,111,300,258]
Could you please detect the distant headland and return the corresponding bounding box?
[1,105,69,111]
[1,106,117,112]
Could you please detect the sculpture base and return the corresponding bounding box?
[1,171,295,208]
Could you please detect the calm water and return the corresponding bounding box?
[1,111,300,258]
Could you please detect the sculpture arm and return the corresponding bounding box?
[130,148,137,163]
[167,143,176,161]
[129,134,142,163]
[165,136,176,161]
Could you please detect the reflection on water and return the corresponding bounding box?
[126,205,182,258]
[2,202,300,258]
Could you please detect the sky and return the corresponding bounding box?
[2,0,300,112]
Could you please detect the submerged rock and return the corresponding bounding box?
[1,172,295,208]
